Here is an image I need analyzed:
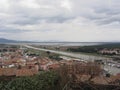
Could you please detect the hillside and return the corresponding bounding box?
[0,38,18,43]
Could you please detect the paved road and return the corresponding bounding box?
[23,44,107,61]
[23,44,120,75]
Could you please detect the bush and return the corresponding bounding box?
[0,71,60,90]
[6,77,35,90]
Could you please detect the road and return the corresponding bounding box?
[23,44,120,75]
[23,44,107,61]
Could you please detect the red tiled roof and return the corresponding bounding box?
[0,68,4,76]
[75,74,91,82]
[48,64,60,70]
[16,68,36,76]
[31,68,38,74]
[0,68,16,76]
[4,68,16,76]
[91,76,112,84]
[110,75,120,81]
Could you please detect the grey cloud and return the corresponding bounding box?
[67,0,120,25]
[88,0,120,25]
[1,0,120,26]
[96,16,120,25]
[0,28,26,33]
[0,0,73,26]
[94,7,120,15]
[11,15,74,26]
[0,0,120,41]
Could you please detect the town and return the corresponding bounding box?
[0,44,120,90]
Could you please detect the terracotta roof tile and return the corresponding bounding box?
[4,68,16,76]
[91,76,111,84]
[75,74,91,82]
[16,68,35,76]
[0,68,16,76]
[48,64,60,70]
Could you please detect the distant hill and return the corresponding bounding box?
[0,38,62,43]
[0,38,120,44]
[0,38,18,43]
[0,38,33,43]
[0,38,70,44]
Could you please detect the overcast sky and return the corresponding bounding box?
[0,0,120,42]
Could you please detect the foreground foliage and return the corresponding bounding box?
[0,71,60,90]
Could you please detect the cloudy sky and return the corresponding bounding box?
[0,0,120,42]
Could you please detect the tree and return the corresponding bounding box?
[6,77,35,90]
[2,71,60,90]
[33,71,60,90]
